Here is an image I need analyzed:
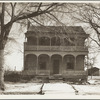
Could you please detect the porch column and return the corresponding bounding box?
[74,57,76,71]
[37,37,39,50]
[49,56,51,75]
[61,56,64,74]
[50,37,51,51]
[36,56,38,75]
[60,37,63,51]
[23,53,25,70]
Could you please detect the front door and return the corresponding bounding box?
[53,59,59,74]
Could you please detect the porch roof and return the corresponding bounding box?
[25,26,88,37]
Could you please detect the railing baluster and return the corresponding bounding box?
[24,43,88,52]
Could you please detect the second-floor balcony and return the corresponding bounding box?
[24,43,88,52]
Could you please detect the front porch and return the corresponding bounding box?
[21,70,88,78]
[24,54,86,75]
[21,70,87,83]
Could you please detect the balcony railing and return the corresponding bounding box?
[24,43,88,52]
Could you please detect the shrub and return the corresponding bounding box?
[4,71,21,82]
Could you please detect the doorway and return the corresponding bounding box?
[53,59,59,74]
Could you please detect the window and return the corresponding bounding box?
[77,37,84,46]
[64,38,70,46]
[25,54,36,70]
[70,38,75,46]
[64,38,75,46]
[65,55,74,70]
[39,37,50,46]
[51,37,60,46]
[27,37,37,45]
[39,62,46,70]
[67,62,74,69]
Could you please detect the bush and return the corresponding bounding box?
[4,71,21,82]
[21,75,35,80]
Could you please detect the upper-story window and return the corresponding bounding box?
[70,38,75,46]
[64,38,70,46]
[77,37,84,46]
[64,37,75,46]
[27,37,37,45]
[51,37,60,46]
[39,37,50,46]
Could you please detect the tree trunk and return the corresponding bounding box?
[0,19,13,91]
[0,49,5,91]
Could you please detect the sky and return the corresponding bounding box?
[4,23,26,71]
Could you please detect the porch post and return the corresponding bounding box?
[37,37,39,50]
[62,56,64,74]
[23,53,25,71]
[74,56,76,71]
[36,56,38,75]
[50,37,51,51]
[49,56,51,75]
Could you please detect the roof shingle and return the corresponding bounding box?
[28,26,86,35]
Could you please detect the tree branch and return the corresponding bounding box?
[37,3,42,12]
[89,36,100,46]
[30,18,44,26]
[10,3,14,20]
[14,3,29,19]
[1,3,5,38]
[89,19,100,35]
[12,3,59,22]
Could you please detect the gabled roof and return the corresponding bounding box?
[27,26,87,35]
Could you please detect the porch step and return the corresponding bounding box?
[36,75,49,79]
[49,74,63,80]
[49,75,64,82]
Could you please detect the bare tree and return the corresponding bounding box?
[0,2,65,90]
[67,3,100,46]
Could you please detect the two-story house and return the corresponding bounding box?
[23,25,88,80]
